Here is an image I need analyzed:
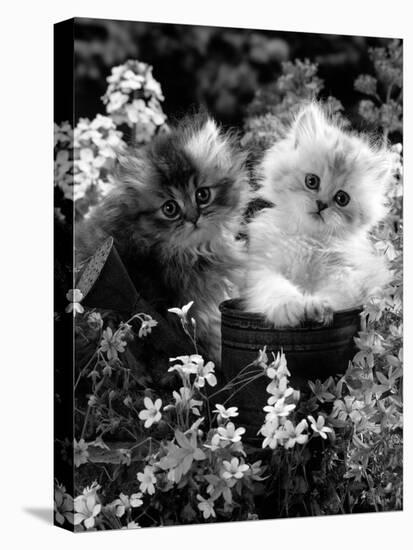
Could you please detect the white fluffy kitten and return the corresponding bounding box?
[244,103,395,327]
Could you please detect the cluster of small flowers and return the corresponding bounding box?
[258,349,333,449]
[56,480,143,531]
[74,115,125,200]
[70,310,159,473]
[329,145,402,487]
[55,59,168,214]
[134,400,263,521]
[131,315,265,522]
[137,349,218,430]
[63,404,257,528]
[54,115,125,203]
[102,59,167,143]
[93,311,157,375]
[193,412,264,519]
[54,121,74,200]
[169,354,217,391]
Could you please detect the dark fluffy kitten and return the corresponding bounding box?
[78,114,249,362]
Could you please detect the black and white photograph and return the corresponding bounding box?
[52,16,403,532]
[1,1,411,547]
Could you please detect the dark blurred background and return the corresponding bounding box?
[73,18,394,129]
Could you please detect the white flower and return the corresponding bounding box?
[106,91,129,112]
[138,397,162,428]
[259,418,282,450]
[90,114,114,131]
[221,457,249,480]
[73,438,89,467]
[271,351,290,378]
[168,354,202,377]
[168,301,194,323]
[107,64,125,83]
[264,398,296,421]
[279,419,308,449]
[257,349,290,378]
[266,376,294,403]
[213,404,239,422]
[307,415,334,439]
[197,495,216,519]
[101,60,166,142]
[138,317,158,337]
[125,99,147,124]
[217,422,245,443]
[62,115,124,205]
[129,493,144,507]
[144,74,164,100]
[99,327,127,361]
[65,289,84,316]
[110,492,143,517]
[332,396,364,423]
[137,465,157,495]
[73,492,101,529]
[195,359,217,388]
[76,147,105,178]
[120,77,143,93]
[82,481,101,498]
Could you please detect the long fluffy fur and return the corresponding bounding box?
[244,102,395,326]
[77,113,249,362]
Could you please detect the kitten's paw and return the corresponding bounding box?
[267,299,306,327]
[304,297,334,326]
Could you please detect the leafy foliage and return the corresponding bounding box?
[355,39,403,139]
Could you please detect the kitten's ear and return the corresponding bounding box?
[201,118,220,141]
[291,104,328,147]
[185,116,230,167]
[190,117,221,151]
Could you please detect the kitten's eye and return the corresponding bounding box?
[334,190,350,207]
[162,200,180,219]
[305,173,320,190]
[195,187,211,206]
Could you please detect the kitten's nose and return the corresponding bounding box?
[186,212,200,226]
[316,200,328,212]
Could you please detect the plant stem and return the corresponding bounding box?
[80,406,91,440]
